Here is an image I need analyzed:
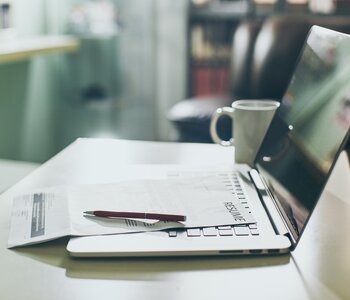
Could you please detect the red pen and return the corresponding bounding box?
[84,210,186,222]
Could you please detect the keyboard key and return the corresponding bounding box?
[168,231,177,237]
[249,223,258,229]
[219,228,234,236]
[218,225,232,230]
[250,228,259,236]
[203,227,217,236]
[234,225,250,236]
[187,228,201,237]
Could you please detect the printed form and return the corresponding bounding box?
[8,170,255,248]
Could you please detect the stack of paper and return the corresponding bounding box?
[8,172,255,248]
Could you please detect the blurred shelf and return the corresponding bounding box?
[0,35,80,64]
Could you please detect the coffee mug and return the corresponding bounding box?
[210,100,280,166]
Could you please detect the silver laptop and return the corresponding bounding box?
[67,26,350,257]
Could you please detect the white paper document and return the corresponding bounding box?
[8,174,255,248]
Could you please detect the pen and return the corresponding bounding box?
[83,210,186,222]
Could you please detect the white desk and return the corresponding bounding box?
[1,138,349,300]
[0,35,79,64]
[0,159,38,192]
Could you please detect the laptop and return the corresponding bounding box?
[67,26,350,257]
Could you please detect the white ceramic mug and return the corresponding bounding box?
[210,100,280,166]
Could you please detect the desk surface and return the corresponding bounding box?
[1,138,349,300]
[0,159,38,192]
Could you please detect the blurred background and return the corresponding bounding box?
[0,0,349,163]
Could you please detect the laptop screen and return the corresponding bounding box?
[255,26,350,244]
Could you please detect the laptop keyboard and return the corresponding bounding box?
[167,172,259,238]
[168,224,259,238]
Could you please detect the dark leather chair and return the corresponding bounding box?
[167,15,350,157]
[167,19,263,143]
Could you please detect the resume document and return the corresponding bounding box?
[8,166,255,248]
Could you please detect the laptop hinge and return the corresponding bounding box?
[249,169,296,245]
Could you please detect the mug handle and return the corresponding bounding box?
[210,107,234,147]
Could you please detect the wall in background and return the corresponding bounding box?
[0,0,188,163]
[155,0,188,141]
[56,0,188,146]
[56,0,157,147]
[0,0,60,162]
